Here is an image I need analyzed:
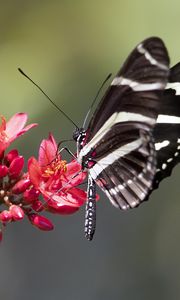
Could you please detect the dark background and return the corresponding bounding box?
[1,1,180,299]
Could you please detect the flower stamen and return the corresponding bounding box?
[43,160,67,177]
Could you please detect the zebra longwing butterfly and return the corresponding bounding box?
[73,37,180,240]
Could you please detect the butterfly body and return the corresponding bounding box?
[74,37,180,240]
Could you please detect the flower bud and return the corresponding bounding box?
[4,149,18,164]
[9,156,24,179]
[12,178,31,194]
[0,165,8,178]
[28,214,54,231]
[0,210,12,223]
[10,205,24,221]
[23,188,40,204]
[32,200,44,212]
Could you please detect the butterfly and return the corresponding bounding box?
[73,37,180,240]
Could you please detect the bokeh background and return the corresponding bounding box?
[1,1,180,299]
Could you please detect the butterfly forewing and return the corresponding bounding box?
[86,37,169,142]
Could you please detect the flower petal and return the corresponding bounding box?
[6,113,37,142]
[46,197,80,215]
[40,187,86,214]
[38,133,59,166]
[65,187,87,205]
[65,160,86,186]
[6,113,28,137]
[14,123,38,139]
[66,160,82,176]
[28,157,42,188]
[47,203,79,214]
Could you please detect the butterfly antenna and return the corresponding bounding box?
[82,73,112,128]
[18,68,79,128]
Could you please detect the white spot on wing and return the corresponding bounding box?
[110,188,117,195]
[167,158,173,163]
[162,163,167,170]
[118,184,125,190]
[127,179,132,184]
[131,201,138,208]
[155,140,170,151]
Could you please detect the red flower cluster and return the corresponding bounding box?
[0,113,87,241]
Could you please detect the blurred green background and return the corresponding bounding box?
[1,1,180,299]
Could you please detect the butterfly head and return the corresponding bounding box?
[73,127,87,155]
[73,127,84,141]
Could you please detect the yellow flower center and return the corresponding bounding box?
[43,159,67,177]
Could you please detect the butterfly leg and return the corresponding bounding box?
[40,146,76,168]
[85,174,96,241]
[58,147,77,159]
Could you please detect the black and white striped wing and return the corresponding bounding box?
[86,37,169,142]
[89,127,156,209]
[80,37,170,209]
[153,62,180,188]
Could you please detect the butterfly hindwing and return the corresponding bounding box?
[90,129,156,209]
[153,62,180,188]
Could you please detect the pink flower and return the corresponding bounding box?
[0,114,94,241]
[0,113,38,240]
[0,113,37,157]
[28,134,87,214]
